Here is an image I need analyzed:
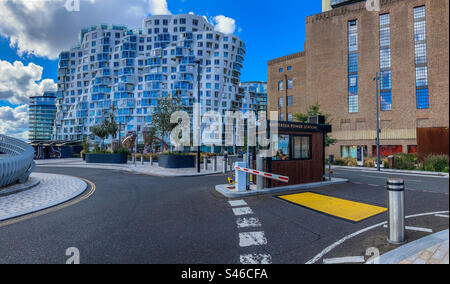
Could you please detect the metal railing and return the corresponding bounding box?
[0,134,35,188]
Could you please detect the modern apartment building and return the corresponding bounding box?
[54,14,246,142]
[29,92,57,141]
[240,81,267,112]
[268,0,449,158]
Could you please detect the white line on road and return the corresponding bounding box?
[237,217,262,228]
[232,207,254,216]
[306,211,449,264]
[383,225,433,233]
[239,232,268,247]
[229,200,248,207]
[323,256,365,264]
[368,184,380,187]
[240,254,272,264]
[435,214,449,218]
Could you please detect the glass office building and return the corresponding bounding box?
[29,92,57,141]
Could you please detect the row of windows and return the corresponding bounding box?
[348,20,359,113]
[414,6,429,110]
[379,14,392,112]
[279,66,293,73]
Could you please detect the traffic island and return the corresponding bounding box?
[0,173,88,221]
[215,178,349,198]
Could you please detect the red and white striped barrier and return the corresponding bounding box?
[235,166,290,183]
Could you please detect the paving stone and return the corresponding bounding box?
[0,173,87,221]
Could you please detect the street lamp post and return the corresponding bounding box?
[195,60,201,173]
[374,73,381,172]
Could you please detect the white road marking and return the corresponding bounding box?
[368,184,380,187]
[229,200,248,207]
[323,256,365,264]
[237,217,262,228]
[232,207,253,216]
[383,224,433,233]
[239,231,267,247]
[240,254,272,264]
[306,211,449,264]
[435,214,449,218]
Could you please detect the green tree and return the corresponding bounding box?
[151,95,185,148]
[143,126,158,153]
[91,107,118,152]
[293,103,337,147]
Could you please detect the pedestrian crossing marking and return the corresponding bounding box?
[278,192,387,222]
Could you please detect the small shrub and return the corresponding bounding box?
[424,155,449,172]
[364,157,376,168]
[114,147,131,155]
[343,158,358,167]
[333,158,346,166]
[393,153,417,170]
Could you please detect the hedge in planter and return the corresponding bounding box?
[158,153,195,169]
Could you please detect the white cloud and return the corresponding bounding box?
[0,104,29,140]
[213,15,236,34]
[0,60,57,105]
[0,0,171,59]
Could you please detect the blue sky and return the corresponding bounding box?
[0,0,321,139]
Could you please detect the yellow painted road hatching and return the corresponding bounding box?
[278,192,387,222]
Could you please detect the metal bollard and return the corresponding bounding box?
[204,156,208,171]
[141,154,144,165]
[213,156,218,172]
[256,155,264,190]
[150,155,153,166]
[222,158,227,174]
[387,178,406,245]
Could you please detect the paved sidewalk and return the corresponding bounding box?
[0,173,88,221]
[36,158,224,177]
[368,229,449,264]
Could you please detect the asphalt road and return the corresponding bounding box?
[0,166,448,264]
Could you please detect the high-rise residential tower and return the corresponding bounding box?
[29,92,57,141]
[54,14,246,142]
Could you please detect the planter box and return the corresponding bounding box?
[158,154,195,169]
[85,153,128,164]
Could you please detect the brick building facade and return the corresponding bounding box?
[267,0,449,158]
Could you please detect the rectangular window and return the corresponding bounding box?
[278,81,283,91]
[414,6,429,109]
[274,135,290,161]
[348,20,359,113]
[287,79,293,89]
[287,96,293,106]
[379,14,392,111]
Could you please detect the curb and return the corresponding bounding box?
[0,177,41,197]
[366,229,449,264]
[332,166,449,178]
[215,178,349,198]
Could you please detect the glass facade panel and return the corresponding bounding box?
[413,6,429,109]
[348,20,358,113]
[379,14,392,111]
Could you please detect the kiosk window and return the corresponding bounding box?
[274,135,290,161]
[293,136,311,160]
